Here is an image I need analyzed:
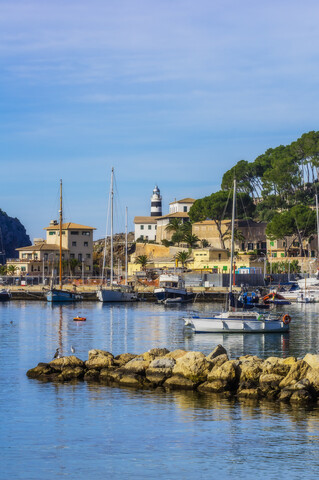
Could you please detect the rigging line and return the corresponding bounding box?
[239,193,254,241]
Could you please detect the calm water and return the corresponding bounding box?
[1,300,319,479]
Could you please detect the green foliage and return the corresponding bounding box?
[267,260,300,274]
[0,264,7,275]
[175,250,192,267]
[69,259,80,275]
[183,233,200,248]
[161,239,173,247]
[200,239,210,248]
[171,230,185,246]
[135,255,149,270]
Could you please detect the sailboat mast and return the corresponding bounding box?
[316,192,319,257]
[59,179,63,289]
[229,179,236,294]
[125,206,128,286]
[110,167,114,287]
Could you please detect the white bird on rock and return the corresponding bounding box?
[71,346,75,354]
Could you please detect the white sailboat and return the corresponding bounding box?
[97,168,137,302]
[183,179,291,333]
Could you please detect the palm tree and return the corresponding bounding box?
[165,218,183,233]
[180,221,192,234]
[183,233,199,248]
[175,250,192,268]
[200,239,210,248]
[135,255,149,271]
[171,230,185,246]
[7,265,17,276]
[0,264,7,275]
[69,259,80,276]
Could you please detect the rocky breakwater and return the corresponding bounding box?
[27,346,319,406]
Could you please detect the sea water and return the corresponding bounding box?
[1,301,319,479]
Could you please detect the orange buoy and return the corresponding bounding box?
[282,314,291,325]
[73,316,86,322]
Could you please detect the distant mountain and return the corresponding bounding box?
[0,209,31,263]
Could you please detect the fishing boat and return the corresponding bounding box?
[183,179,291,333]
[262,292,291,306]
[46,180,82,303]
[97,168,138,302]
[154,274,194,304]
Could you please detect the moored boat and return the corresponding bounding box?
[154,274,194,303]
[0,289,11,301]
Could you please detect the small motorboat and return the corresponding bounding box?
[263,292,291,305]
[73,316,86,322]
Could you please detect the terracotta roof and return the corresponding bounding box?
[134,216,159,224]
[169,198,196,205]
[44,222,95,230]
[157,212,190,220]
[16,243,68,252]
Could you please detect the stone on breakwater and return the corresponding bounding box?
[145,358,175,385]
[304,354,319,370]
[50,356,84,371]
[173,351,212,383]
[207,360,239,390]
[164,349,188,360]
[114,353,137,366]
[164,375,197,390]
[206,344,228,360]
[86,350,114,369]
[279,360,310,389]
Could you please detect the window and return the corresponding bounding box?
[49,231,55,235]
[21,266,26,272]
[273,253,277,258]
[241,242,245,250]
[44,254,48,261]
[22,253,26,259]
[148,225,151,230]
[34,254,38,260]
[78,254,82,261]
[270,241,274,247]
[183,206,187,212]
[72,241,77,247]
[86,253,91,259]
[28,254,32,260]
[248,243,254,250]
[71,231,79,235]
[140,225,144,230]
[84,242,88,247]
[70,254,75,259]
[82,231,90,236]
[218,254,221,260]
[155,225,157,230]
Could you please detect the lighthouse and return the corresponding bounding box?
[151,185,162,217]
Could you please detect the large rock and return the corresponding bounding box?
[50,356,85,371]
[119,374,145,388]
[114,353,137,367]
[304,354,319,369]
[259,373,284,399]
[198,380,229,393]
[86,350,114,370]
[122,357,150,374]
[238,357,263,384]
[59,367,85,381]
[306,368,319,393]
[173,351,211,383]
[145,358,175,385]
[207,360,239,389]
[84,369,100,381]
[237,388,261,399]
[290,389,314,404]
[279,360,310,389]
[164,375,197,390]
[26,363,54,378]
[206,344,228,360]
[207,354,229,370]
[143,348,170,363]
[262,357,291,377]
[165,349,188,360]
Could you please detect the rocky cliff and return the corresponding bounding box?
[0,209,31,262]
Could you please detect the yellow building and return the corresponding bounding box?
[192,219,267,252]
[7,221,95,277]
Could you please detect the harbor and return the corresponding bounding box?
[2,299,319,479]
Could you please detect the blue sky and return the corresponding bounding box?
[1,0,319,240]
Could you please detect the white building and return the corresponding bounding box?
[169,198,195,214]
[134,216,158,241]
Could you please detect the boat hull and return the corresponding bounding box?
[97,289,138,302]
[154,287,194,303]
[184,316,289,333]
[0,290,11,301]
[47,289,81,302]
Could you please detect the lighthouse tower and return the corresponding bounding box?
[150,185,162,217]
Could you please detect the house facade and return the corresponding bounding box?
[134,216,158,241]
[169,198,195,214]
[6,221,95,277]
